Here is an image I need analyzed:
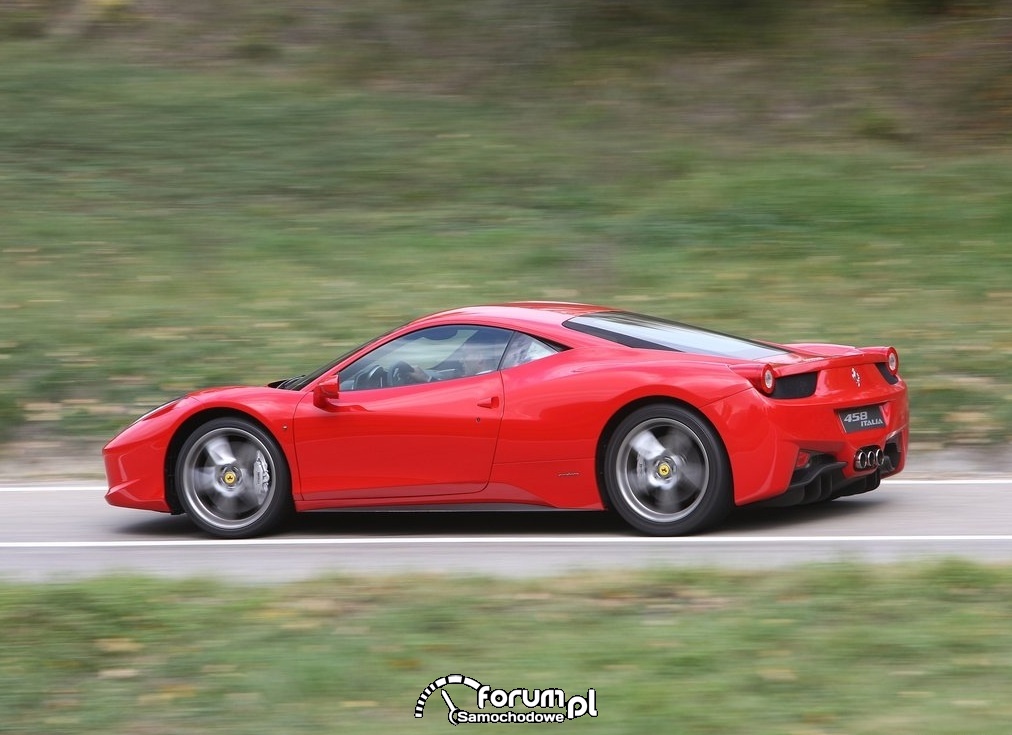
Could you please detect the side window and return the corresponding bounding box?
[340,326,512,390]
[500,333,561,370]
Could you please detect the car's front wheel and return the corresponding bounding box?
[603,404,731,536]
[175,417,292,538]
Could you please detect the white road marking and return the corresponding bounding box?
[883,478,1010,485]
[0,484,107,492]
[2,535,1012,549]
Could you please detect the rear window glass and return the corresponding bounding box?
[564,311,786,360]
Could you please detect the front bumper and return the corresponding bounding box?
[102,402,187,513]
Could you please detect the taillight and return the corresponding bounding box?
[730,363,779,395]
[886,347,899,376]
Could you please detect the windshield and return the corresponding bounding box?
[564,311,786,360]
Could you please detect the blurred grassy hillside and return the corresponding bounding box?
[1,0,1010,450]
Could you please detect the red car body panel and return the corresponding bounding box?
[293,371,504,501]
[104,302,909,521]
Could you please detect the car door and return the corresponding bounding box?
[292,325,510,501]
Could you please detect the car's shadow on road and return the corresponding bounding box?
[117,495,886,539]
[288,496,887,537]
[117,513,206,537]
[291,509,631,536]
[115,509,631,538]
[116,496,886,542]
[721,496,886,534]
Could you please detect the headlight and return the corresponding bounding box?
[132,398,182,424]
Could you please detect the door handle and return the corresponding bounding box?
[477,396,500,409]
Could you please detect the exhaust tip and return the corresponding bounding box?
[854,447,884,471]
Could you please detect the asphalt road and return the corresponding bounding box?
[0,476,1010,582]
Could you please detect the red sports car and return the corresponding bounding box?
[104,302,908,538]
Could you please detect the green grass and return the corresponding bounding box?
[1,562,1012,733]
[1,10,1011,449]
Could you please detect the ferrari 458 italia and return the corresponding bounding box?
[104,302,908,537]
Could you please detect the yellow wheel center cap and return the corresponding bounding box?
[657,463,672,478]
[222,470,238,486]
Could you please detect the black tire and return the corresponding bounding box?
[175,417,292,538]
[603,404,731,536]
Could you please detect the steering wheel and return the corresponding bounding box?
[390,361,426,386]
[354,364,387,390]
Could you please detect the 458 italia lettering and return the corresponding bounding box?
[842,410,886,429]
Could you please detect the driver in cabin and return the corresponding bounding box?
[398,337,498,384]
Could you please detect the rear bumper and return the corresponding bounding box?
[755,438,902,508]
[705,381,909,506]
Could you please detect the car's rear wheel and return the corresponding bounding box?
[604,404,731,535]
[176,417,292,538]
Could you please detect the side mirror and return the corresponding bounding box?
[313,375,340,407]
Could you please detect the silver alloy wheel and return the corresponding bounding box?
[178,425,277,533]
[613,416,710,524]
